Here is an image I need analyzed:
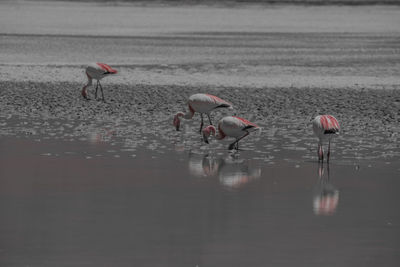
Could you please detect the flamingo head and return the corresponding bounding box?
[202,125,216,144]
[81,85,89,100]
[173,112,184,131]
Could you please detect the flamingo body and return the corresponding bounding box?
[188,94,232,114]
[86,62,117,80]
[82,63,117,101]
[174,93,232,132]
[203,116,260,150]
[312,115,340,161]
[218,116,259,139]
[313,115,340,140]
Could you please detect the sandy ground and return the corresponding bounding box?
[1,32,400,89]
[2,1,400,35]
[1,1,400,89]
[1,81,399,163]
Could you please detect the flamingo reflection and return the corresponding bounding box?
[88,128,115,145]
[188,153,261,189]
[188,153,221,178]
[313,162,339,216]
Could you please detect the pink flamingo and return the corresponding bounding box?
[202,116,260,150]
[81,63,117,101]
[173,93,232,132]
[312,115,340,162]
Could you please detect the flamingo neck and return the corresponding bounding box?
[81,85,88,99]
[207,126,224,140]
[86,72,93,86]
[216,126,226,140]
[215,132,224,140]
[81,72,93,99]
[178,108,194,120]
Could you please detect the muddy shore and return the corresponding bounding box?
[1,81,399,162]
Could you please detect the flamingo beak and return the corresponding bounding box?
[81,88,89,100]
[203,133,209,144]
[173,116,180,131]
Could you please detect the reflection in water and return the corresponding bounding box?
[188,152,261,189]
[313,162,339,216]
[188,153,221,177]
[88,128,115,145]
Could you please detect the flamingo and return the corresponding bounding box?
[202,116,260,150]
[173,93,233,132]
[81,63,117,101]
[312,115,340,162]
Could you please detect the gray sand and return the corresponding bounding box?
[1,2,399,35]
[1,81,399,162]
[1,33,399,89]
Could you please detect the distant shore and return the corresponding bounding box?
[19,0,400,6]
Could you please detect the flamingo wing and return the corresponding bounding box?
[96,63,118,74]
[189,93,231,113]
[242,125,256,131]
[233,116,259,129]
[319,115,340,134]
[205,94,232,108]
[219,116,258,138]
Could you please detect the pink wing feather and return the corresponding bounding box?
[233,116,258,128]
[205,94,232,106]
[96,63,117,74]
[319,115,339,131]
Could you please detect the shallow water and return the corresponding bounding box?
[0,135,399,266]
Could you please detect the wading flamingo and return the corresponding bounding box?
[202,116,260,150]
[81,63,117,101]
[173,93,233,132]
[312,115,340,162]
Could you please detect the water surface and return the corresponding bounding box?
[0,136,399,266]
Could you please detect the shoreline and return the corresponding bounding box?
[1,80,399,163]
[14,0,400,7]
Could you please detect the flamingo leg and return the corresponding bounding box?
[199,114,204,133]
[318,142,324,162]
[99,82,105,102]
[318,161,324,179]
[95,80,99,99]
[207,114,212,125]
[327,139,331,163]
[229,132,249,150]
[326,161,330,181]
